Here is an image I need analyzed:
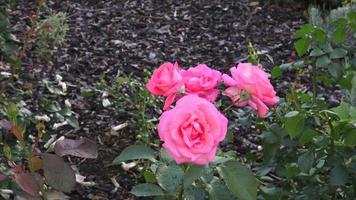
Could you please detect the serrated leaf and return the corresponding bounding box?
[285,163,300,180]
[332,102,350,120]
[332,27,347,44]
[183,165,207,188]
[217,160,257,200]
[328,63,342,78]
[131,183,164,197]
[113,145,156,164]
[54,137,98,159]
[207,178,236,200]
[343,129,356,145]
[297,150,315,173]
[285,114,305,139]
[300,129,318,144]
[316,55,331,68]
[42,153,76,193]
[330,48,347,59]
[295,38,310,57]
[156,164,184,194]
[184,186,207,200]
[330,164,348,186]
[309,47,325,57]
[143,170,157,183]
[313,28,326,44]
[294,24,314,39]
[271,66,282,79]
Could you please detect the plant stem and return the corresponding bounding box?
[312,64,317,104]
[223,103,235,113]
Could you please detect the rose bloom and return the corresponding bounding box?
[158,95,228,165]
[222,63,279,117]
[181,64,221,102]
[146,62,184,110]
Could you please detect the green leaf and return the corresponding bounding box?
[183,165,207,189]
[300,129,318,144]
[217,160,257,200]
[285,114,305,139]
[294,24,314,39]
[144,170,157,183]
[309,47,325,57]
[271,66,282,79]
[285,163,300,180]
[330,164,348,186]
[313,28,326,44]
[66,116,79,129]
[330,48,348,59]
[156,164,184,194]
[285,111,299,118]
[112,145,156,164]
[316,55,331,68]
[159,148,174,164]
[328,63,342,78]
[295,37,310,57]
[184,186,207,200]
[343,129,356,145]
[332,102,350,120]
[131,183,164,197]
[332,27,347,44]
[6,102,18,122]
[297,150,315,173]
[207,178,236,200]
[351,75,356,106]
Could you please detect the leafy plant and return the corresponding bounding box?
[35,12,68,60]
[0,102,98,199]
[103,73,160,144]
[262,4,356,199]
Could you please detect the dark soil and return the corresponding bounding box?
[5,0,308,199]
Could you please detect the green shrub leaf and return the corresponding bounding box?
[285,114,305,139]
[295,38,310,57]
[217,160,257,200]
[297,150,315,173]
[112,145,156,164]
[131,183,164,197]
[183,165,207,189]
[156,164,184,194]
[330,48,348,59]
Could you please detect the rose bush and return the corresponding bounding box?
[158,94,228,165]
[222,63,279,117]
[181,64,221,102]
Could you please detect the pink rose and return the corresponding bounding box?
[146,62,184,110]
[222,63,279,117]
[181,64,221,102]
[158,95,228,165]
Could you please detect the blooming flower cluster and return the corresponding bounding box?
[147,62,279,165]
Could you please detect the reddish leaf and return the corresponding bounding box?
[0,119,12,130]
[54,137,98,159]
[11,125,24,143]
[0,173,7,182]
[30,156,43,172]
[13,172,41,197]
[42,153,76,193]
